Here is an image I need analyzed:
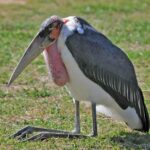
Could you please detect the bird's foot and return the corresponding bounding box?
[10,126,87,141]
[22,132,87,141]
[10,126,34,140]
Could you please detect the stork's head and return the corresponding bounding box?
[39,15,63,45]
[8,15,64,85]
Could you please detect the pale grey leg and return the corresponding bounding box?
[72,100,80,134]
[10,101,97,141]
[10,100,83,141]
[91,102,98,137]
[10,126,74,140]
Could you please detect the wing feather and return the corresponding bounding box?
[65,21,149,131]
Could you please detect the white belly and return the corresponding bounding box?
[58,42,114,105]
[57,36,142,130]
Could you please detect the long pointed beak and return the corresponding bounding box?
[8,32,45,86]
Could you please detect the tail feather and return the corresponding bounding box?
[137,88,149,132]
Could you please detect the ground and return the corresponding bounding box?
[0,0,150,149]
[0,0,26,4]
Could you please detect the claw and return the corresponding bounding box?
[22,133,49,141]
[10,126,33,139]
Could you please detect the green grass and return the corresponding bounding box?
[0,0,150,149]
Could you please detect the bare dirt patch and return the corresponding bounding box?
[0,0,26,4]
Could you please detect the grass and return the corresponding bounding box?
[0,0,150,149]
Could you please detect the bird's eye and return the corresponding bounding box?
[49,27,54,31]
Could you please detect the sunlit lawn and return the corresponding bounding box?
[0,0,150,149]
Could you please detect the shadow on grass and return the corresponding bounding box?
[111,131,150,149]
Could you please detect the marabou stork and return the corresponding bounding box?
[8,16,149,141]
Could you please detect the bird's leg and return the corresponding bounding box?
[72,100,80,134]
[10,100,84,141]
[10,126,73,140]
[10,125,87,141]
[10,102,97,141]
[90,102,98,137]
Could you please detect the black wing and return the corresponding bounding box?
[65,20,149,131]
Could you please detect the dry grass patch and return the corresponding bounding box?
[0,0,26,4]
